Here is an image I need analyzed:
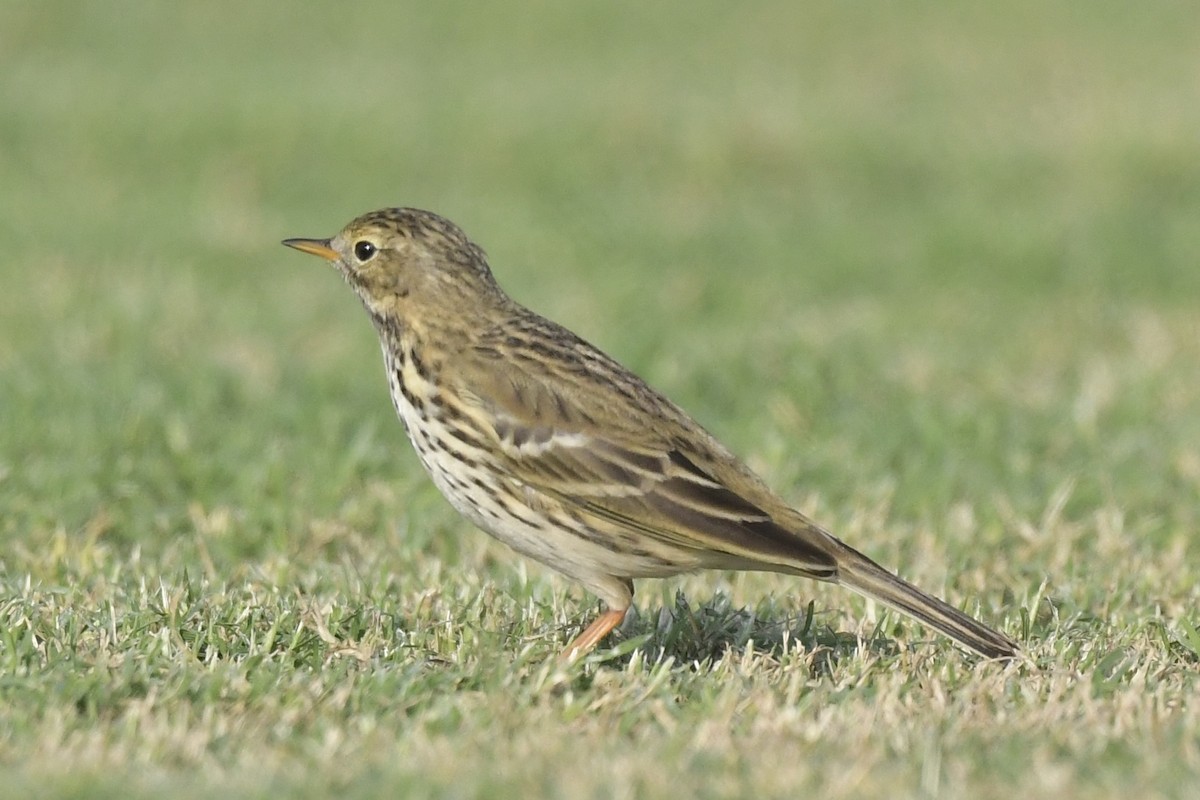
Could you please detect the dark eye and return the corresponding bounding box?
[353,240,377,262]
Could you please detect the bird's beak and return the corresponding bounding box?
[282,237,339,261]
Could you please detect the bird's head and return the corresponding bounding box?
[283,207,503,325]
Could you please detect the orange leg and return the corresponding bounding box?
[561,607,628,661]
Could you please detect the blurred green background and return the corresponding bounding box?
[4,0,1197,543]
[1,2,1198,798]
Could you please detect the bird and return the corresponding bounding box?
[282,207,1018,661]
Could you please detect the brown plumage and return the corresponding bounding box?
[283,207,1017,660]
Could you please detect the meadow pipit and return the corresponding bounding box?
[283,208,1017,660]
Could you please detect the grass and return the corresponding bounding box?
[2,1,1199,797]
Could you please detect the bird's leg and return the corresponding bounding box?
[561,607,628,661]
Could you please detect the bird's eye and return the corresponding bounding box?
[353,240,378,262]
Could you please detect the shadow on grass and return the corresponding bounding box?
[577,591,903,675]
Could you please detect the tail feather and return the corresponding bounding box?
[835,545,1017,660]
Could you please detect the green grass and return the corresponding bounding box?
[2,1,1199,797]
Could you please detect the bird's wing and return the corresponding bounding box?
[450,340,838,577]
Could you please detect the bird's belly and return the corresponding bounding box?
[396,407,683,581]
[384,353,688,580]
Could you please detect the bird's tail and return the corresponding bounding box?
[834,544,1017,660]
